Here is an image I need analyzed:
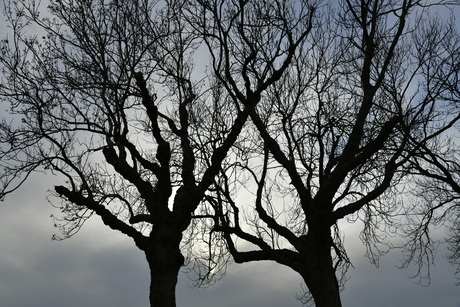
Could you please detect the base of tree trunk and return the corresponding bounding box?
[146,239,185,307]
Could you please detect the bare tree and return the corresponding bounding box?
[0,0,314,306]
[209,1,460,306]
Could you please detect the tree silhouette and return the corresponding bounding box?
[0,0,313,306]
[209,1,460,306]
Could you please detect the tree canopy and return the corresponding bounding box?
[0,0,314,306]
[206,0,460,305]
[1,0,459,306]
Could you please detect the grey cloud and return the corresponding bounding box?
[1,177,459,307]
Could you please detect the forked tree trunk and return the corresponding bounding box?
[145,231,184,307]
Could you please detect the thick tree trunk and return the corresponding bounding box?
[145,231,184,307]
[302,261,342,307]
[300,227,342,307]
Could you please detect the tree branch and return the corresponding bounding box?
[54,185,147,248]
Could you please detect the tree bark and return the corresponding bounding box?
[144,230,184,307]
[300,227,343,307]
[302,260,342,307]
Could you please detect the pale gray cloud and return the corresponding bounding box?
[1,176,459,307]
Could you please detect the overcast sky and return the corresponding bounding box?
[1,2,460,307]
[0,174,459,307]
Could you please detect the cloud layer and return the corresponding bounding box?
[0,177,459,307]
